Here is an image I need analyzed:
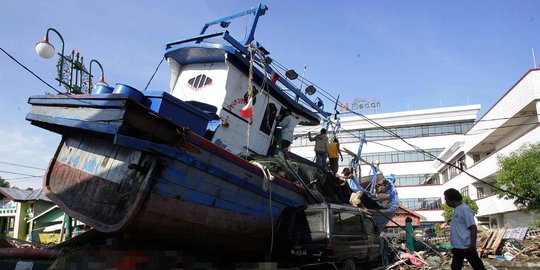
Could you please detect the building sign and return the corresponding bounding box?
[338,97,383,114]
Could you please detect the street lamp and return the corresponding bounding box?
[35,28,65,87]
[35,28,106,94]
[35,28,65,59]
[89,59,107,88]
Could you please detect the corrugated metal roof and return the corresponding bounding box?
[26,189,51,202]
[0,187,51,202]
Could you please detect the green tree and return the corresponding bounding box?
[0,177,10,188]
[495,142,540,211]
[442,196,478,222]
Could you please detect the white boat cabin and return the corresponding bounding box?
[167,58,315,157]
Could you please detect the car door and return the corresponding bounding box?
[331,209,369,261]
[363,216,383,262]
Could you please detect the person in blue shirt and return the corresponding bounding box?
[444,188,486,270]
[337,168,366,209]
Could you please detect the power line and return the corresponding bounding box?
[466,122,539,135]
[4,176,43,182]
[0,47,62,95]
[293,101,533,202]
[0,170,42,178]
[474,114,539,123]
[0,161,46,171]
[345,109,532,202]
[262,53,534,203]
[1,46,118,111]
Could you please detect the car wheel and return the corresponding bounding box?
[340,258,356,270]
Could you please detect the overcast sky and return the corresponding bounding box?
[1,0,539,189]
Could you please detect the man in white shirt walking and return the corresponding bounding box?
[444,188,486,270]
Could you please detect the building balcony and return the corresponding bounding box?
[475,194,517,217]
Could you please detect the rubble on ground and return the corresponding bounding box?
[385,227,540,269]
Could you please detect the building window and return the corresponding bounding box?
[400,197,442,210]
[477,216,489,226]
[460,186,469,197]
[292,121,475,146]
[448,165,459,179]
[445,155,467,181]
[441,168,449,183]
[187,74,213,90]
[458,156,466,170]
[477,187,485,198]
[358,121,473,140]
[361,148,444,164]
[394,174,439,186]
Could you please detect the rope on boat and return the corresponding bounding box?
[244,46,256,157]
[250,161,275,253]
[144,56,165,91]
[251,161,275,192]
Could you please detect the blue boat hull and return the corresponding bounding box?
[28,94,307,251]
[26,93,398,251]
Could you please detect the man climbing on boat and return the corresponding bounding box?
[308,128,329,168]
[328,138,343,174]
[336,167,367,210]
[278,109,299,160]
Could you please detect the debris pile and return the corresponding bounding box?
[497,228,540,260]
[0,235,51,249]
[385,227,540,269]
[385,240,452,269]
[479,227,540,259]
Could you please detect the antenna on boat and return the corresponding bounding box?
[533,48,538,68]
[330,94,341,138]
[333,94,340,119]
[295,64,308,102]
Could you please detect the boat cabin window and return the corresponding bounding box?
[259,103,277,135]
[332,211,365,235]
[187,74,213,90]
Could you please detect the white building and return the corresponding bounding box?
[438,68,540,229]
[292,104,481,228]
[291,68,540,229]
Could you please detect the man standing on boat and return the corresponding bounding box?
[444,188,486,270]
[279,109,299,159]
[328,138,343,174]
[308,128,329,168]
[337,168,366,209]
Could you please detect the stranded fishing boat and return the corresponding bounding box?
[26,4,398,252]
